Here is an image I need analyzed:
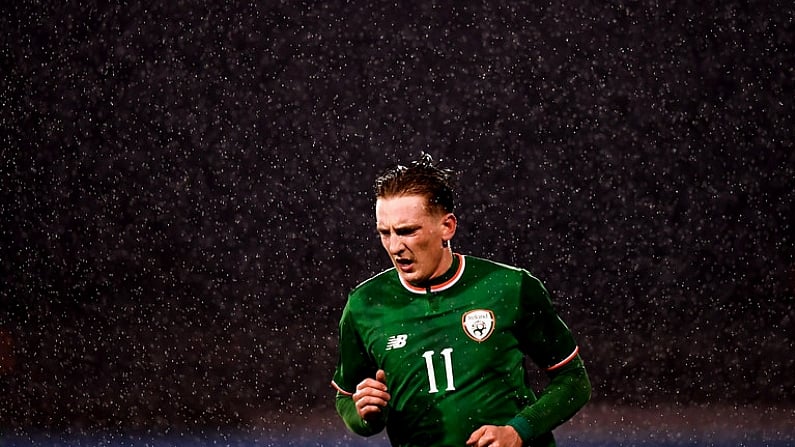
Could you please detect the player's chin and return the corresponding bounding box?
[399,270,421,284]
[406,277,432,290]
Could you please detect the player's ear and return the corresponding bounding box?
[440,212,456,241]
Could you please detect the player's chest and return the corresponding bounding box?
[357,294,520,396]
[361,294,518,364]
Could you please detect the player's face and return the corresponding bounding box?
[375,194,456,286]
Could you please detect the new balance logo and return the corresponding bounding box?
[385,334,408,350]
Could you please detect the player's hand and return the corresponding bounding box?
[352,369,390,420]
[466,425,522,447]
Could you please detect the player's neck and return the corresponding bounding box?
[423,250,458,287]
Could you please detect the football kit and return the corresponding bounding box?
[332,254,590,447]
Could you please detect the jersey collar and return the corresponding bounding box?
[398,253,466,294]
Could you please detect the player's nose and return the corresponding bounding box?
[388,235,404,254]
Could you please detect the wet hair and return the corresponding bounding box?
[374,152,456,214]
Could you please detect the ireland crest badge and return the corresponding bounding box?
[462,309,495,342]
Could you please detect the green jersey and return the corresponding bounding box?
[332,254,590,447]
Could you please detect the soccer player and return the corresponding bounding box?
[331,154,591,447]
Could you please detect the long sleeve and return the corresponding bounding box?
[506,355,591,441]
[332,300,386,436]
[335,392,386,436]
[508,272,592,442]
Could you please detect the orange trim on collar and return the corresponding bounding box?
[399,253,466,294]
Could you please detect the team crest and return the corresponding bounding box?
[462,309,495,342]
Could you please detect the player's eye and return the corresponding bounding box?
[395,227,417,236]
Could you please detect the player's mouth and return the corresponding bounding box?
[396,258,414,272]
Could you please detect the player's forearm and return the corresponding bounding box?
[507,356,591,442]
[335,393,386,436]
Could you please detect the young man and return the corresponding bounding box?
[331,154,591,447]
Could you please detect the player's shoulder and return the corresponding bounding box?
[463,254,526,275]
[463,255,545,288]
[348,267,398,301]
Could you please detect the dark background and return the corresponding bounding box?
[1,0,793,433]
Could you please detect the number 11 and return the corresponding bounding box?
[422,348,455,393]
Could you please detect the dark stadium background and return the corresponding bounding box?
[1,1,793,445]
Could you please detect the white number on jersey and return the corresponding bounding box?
[422,348,455,393]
